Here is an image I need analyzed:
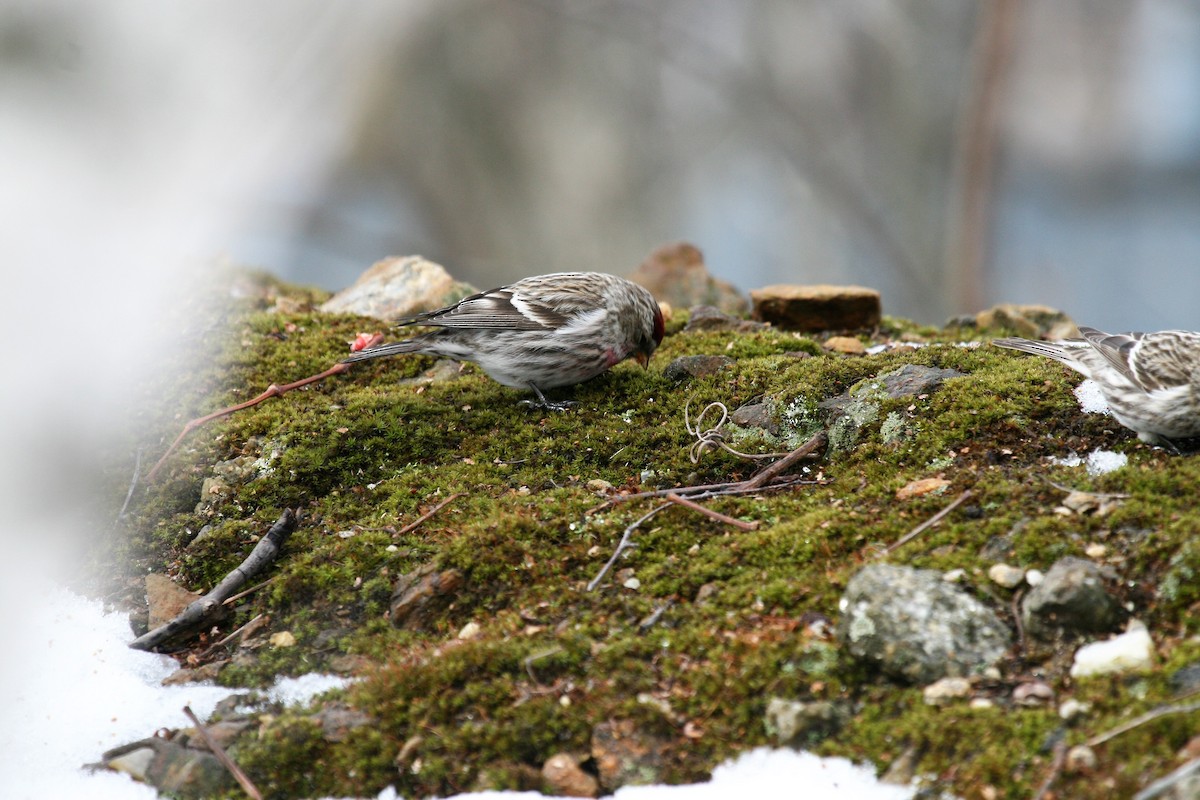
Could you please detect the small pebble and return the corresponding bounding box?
[942,568,966,583]
[457,621,482,640]
[1024,568,1045,587]
[988,563,1025,589]
[1070,621,1155,678]
[1065,745,1097,774]
[1084,543,1107,559]
[923,676,972,706]
[1058,698,1091,722]
[1012,681,1054,707]
[623,577,642,591]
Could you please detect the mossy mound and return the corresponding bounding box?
[99,270,1200,799]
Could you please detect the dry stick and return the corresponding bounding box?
[198,613,265,660]
[586,477,806,514]
[394,492,464,537]
[1087,700,1200,748]
[742,431,828,490]
[146,362,354,481]
[587,502,671,592]
[1134,755,1200,800]
[116,446,142,522]
[221,577,277,607]
[665,492,759,531]
[884,490,973,554]
[182,705,263,800]
[1030,740,1067,800]
[130,509,299,651]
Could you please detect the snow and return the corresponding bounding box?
[1,587,918,800]
[1074,379,1111,414]
[1049,449,1128,475]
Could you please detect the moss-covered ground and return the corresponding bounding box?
[99,271,1200,799]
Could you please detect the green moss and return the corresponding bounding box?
[101,271,1200,799]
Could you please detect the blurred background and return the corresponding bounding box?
[2,0,1199,563]
[5,0,1199,333]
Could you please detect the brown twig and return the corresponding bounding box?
[183,705,263,800]
[587,502,671,592]
[743,431,827,490]
[587,475,813,514]
[197,614,266,660]
[395,493,464,537]
[665,492,759,531]
[221,577,277,607]
[1087,700,1200,748]
[884,490,973,554]
[1031,740,1067,800]
[117,446,142,522]
[147,362,354,481]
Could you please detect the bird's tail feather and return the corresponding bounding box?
[341,340,422,364]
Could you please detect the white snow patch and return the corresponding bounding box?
[1074,380,1111,414]
[1049,449,1127,476]
[269,673,352,706]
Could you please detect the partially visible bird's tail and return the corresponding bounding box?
[992,337,1091,376]
[341,340,423,364]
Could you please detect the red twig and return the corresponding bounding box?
[665,492,759,531]
[183,705,263,799]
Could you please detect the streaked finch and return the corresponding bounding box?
[343,271,665,407]
[994,326,1200,446]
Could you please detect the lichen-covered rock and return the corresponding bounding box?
[591,719,671,790]
[838,564,1011,683]
[764,697,849,745]
[390,563,464,629]
[629,242,748,315]
[1021,557,1123,640]
[320,255,476,322]
[99,737,234,798]
[953,303,1077,340]
[750,284,881,331]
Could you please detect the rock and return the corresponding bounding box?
[988,564,1026,589]
[823,336,866,355]
[390,563,464,630]
[1169,661,1200,696]
[269,631,296,648]
[186,719,252,751]
[923,677,972,706]
[591,719,670,790]
[1058,698,1091,722]
[731,401,780,435]
[320,255,476,322]
[818,365,963,452]
[162,663,224,686]
[1021,557,1123,640]
[1065,745,1098,774]
[313,703,374,743]
[457,620,482,640]
[750,284,881,332]
[969,303,1077,340]
[764,697,848,745]
[1012,681,1055,707]
[662,355,735,382]
[1070,621,1156,678]
[683,305,767,333]
[838,564,1011,683]
[99,737,233,798]
[629,242,748,315]
[542,752,599,798]
[145,574,201,630]
[870,364,964,398]
[895,477,952,500]
[1025,569,1045,587]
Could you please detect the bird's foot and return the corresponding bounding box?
[520,384,576,412]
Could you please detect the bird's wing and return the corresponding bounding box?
[396,286,568,331]
[1122,330,1200,392]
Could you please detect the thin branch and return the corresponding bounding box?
[395,493,464,537]
[147,362,354,481]
[665,492,759,531]
[130,510,299,651]
[1134,755,1200,800]
[183,705,263,800]
[117,447,142,522]
[743,431,827,490]
[197,614,265,660]
[1031,740,1067,800]
[884,490,973,554]
[586,474,816,515]
[1087,700,1200,748]
[587,502,671,592]
[221,577,277,607]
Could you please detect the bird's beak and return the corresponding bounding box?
[634,351,650,369]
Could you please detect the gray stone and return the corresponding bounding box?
[629,242,748,315]
[662,355,734,382]
[100,738,234,798]
[764,697,848,745]
[683,305,767,333]
[838,564,1011,683]
[1021,557,1123,640]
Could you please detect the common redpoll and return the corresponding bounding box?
[342,272,665,408]
[994,327,1200,446]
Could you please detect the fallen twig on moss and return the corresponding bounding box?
[395,492,464,536]
[146,351,380,482]
[183,705,263,800]
[1030,740,1067,800]
[884,489,973,554]
[587,502,671,592]
[129,509,299,651]
[1087,699,1200,747]
[665,492,759,531]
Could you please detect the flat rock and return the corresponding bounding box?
[662,355,734,382]
[320,255,476,322]
[838,564,1011,683]
[390,562,464,630]
[683,305,767,332]
[750,284,881,332]
[591,719,670,790]
[958,303,1077,340]
[629,242,748,315]
[99,737,233,798]
[542,752,599,797]
[145,574,202,630]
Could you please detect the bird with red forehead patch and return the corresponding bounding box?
[343,271,665,409]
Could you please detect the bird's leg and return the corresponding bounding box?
[520,383,576,412]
